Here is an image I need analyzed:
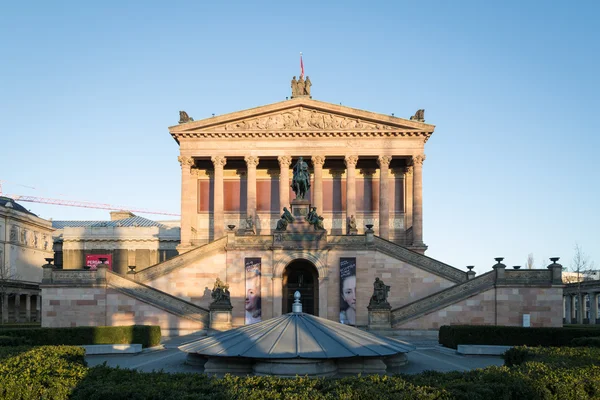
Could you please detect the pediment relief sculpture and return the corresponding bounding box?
[217,108,401,132]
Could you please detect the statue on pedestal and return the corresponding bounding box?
[291,157,311,200]
[368,277,391,309]
[245,215,255,234]
[210,278,232,308]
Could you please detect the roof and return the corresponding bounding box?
[52,215,168,229]
[0,196,37,216]
[179,312,415,359]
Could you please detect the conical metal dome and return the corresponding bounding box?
[179,312,415,359]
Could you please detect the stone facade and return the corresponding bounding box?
[0,197,52,323]
[53,212,180,274]
[39,92,564,333]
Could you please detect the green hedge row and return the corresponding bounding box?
[439,325,600,349]
[0,323,41,329]
[3,345,600,400]
[0,325,161,348]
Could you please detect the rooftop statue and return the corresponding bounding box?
[179,111,194,124]
[291,156,311,200]
[409,109,425,122]
[306,207,325,231]
[290,76,312,98]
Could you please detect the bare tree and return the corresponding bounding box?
[0,255,20,324]
[567,244,596,322]
[526,253,534,269]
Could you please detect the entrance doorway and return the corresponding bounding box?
[282,260,319,315]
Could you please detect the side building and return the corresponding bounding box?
[52,211,180,274]
[0,196,53,323]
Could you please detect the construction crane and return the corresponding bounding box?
[0,180,179,216]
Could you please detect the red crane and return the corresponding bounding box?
[0,180,179,216]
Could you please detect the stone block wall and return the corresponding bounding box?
[326,250,456,326]
[42,286,205,336]
[397,286,563,330]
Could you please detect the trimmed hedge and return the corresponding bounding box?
[0,335,30,347]
[0,325,161,348]
[3,345,600,400]
[0,323,41,329]
[571,336,600,347]
[439,325,600,349]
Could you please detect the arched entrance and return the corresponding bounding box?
[282,259,319,315]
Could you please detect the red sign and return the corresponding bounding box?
[85,254,113,271]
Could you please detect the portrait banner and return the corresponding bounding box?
[339,257,357,325]
[245,258,262,324]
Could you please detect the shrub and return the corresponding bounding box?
[0,325,161,348]
[504,346,600,368]
[571,336,600,347]
[0,346,87,400]
[0,336,30,347]
[439,325,600,349]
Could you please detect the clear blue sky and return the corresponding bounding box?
[1,1,598,275]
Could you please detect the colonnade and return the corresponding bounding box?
[179,154,426,246]
[0,292,41,323]
[564,292,599,324]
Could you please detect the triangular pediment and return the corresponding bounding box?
[169,98,434,138]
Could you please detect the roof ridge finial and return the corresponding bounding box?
[292,291,302,313]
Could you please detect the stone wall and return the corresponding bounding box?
[397,286,563,330]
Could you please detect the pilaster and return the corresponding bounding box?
[244,156,259,221]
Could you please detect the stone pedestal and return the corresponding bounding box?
[290,199,311,221]
[209,306,233,334]
[348,228,358,235]
[367,307,392,330]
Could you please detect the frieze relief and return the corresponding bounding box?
[218,108,400,132]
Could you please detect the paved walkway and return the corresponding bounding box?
[85,333,504,374]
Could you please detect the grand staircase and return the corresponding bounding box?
[391,271,496,327]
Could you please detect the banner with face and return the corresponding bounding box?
[245,258,262,324]
[339,258,357,325]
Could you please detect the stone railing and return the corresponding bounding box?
[373,237,467,283]
[391,271,496,327]
[42,268,105,286]
[503,269,553,285]
[134,236,228,282]
[107,272,209,325]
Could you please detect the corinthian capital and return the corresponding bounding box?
[311,155,326,166]
[377,155,392,168]
[211,156,227,168]
[412,154,426,166]
[278,155,292,168]
[178,156,194,167]
[344,155,359,168]
[244,156,260,167]
[404,165,413,175]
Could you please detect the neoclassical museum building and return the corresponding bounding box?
[40,80,564,335]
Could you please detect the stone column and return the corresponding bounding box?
[311,155,325,213]
[25,294,31,322]
[412,155,426,246]
[14,293,20,323]
[377,155,392,239]
[35,295,40,322]
[244,156,259,221]
[277,156,292,211]
[591,292,598,324]
[564,294,572,323]
[318,276,328,318]
[344,155,358,234]
[570,294,577,324]
[177,156,195,250]
[1,293,8,323]
[211,156,227,239]
[404,165,413,236]
[577,293,585,324]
